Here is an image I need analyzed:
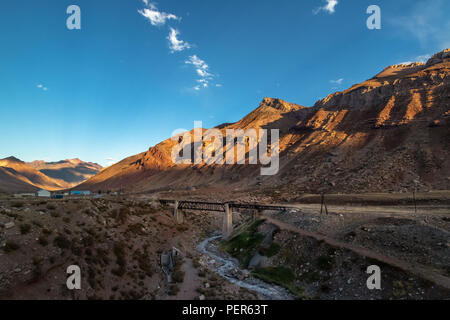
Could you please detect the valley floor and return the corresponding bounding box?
[0,192,449,300]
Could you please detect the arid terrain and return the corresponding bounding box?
[0,49,449,300]
[0,192,448,300]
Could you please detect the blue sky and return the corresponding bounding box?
[0,0,449,167]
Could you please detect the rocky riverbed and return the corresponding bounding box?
[197,234,293,300]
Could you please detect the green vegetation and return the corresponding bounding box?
[220,220,265,268]
[252,267,306,298]
[392,280,414,299]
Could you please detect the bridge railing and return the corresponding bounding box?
[158,199,295,213]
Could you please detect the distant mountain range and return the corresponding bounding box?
[0,157,102,193]
[77,49,450,195]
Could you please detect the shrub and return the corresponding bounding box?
[252,266,306,298]
[112,242,127,277]
[316,255,334,271]
[11,202,23,208]
[38,236,49,246]
[220,220,265,268]
[54,235,71,249]
[50,211,60,218]
[168,284,180,296]
[3,241,20,253]
[20,223,31,235]
[32,220,43,228]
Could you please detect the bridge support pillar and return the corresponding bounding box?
[174,200,184,224]
[222,204,233,239]
[253,208,262,221]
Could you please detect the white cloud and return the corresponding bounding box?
[314,0,338,15]
[138,2,179,26]
[185,55,215,90]
[37,84,48,91]
[215,84,222,87]
[398,53,432,65]
[415,54,432,63]
[105,158,116,167]
[330,78,344,85]
[185,55,209,70]
[167,28,191,53]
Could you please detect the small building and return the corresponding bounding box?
[70,190,91,196]
[36,189,51,198]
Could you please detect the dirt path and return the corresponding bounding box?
[262,215,450,290]
[170,258,202,300]
[276,203,450,216]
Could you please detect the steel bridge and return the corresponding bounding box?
[158,199,296,238]
[159,199,295,213]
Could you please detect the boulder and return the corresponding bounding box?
[4,222,15,229]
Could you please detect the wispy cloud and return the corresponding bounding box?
[185,55,214,90]
[37,84,48,91]
[138,2,179,27]
[398,53,432,65]
[389,0,450,50]
[105,158,116,167]
[137,1,222,91]
[167,28,191,53]
[330,78,344,85]
[314,0,339,15]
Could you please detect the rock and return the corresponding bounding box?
[14,268,21,273]
[204,283,210,289]
[4,222,15,229]
[199,295,205,301]
[248,253,263,269]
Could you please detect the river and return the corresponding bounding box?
[197,234,293,300]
